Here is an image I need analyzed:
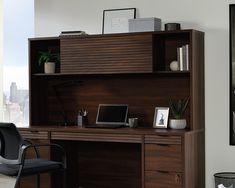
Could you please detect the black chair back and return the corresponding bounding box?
[0,123,24,160]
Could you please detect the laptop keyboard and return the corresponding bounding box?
[84,124,125,128]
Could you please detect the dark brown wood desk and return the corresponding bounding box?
[25,30,205,188]
[18,126,204,188]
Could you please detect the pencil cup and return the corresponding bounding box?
[77,115,88,127]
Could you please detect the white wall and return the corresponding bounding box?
[35,0,235,187]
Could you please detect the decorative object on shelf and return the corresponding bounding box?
[129,17,161,32]
[168,97,189,129]
[38,51,60,74]
[165,23,181,31]
[128,117,138,128]
[102,8,136,34]
[44,62,55,74]
[59,30,88,37]
[169,60,180,71]
[153,107,169,128]
[169,119,186,129]
[177,44,189,71]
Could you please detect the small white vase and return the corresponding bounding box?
[44,62,55,73]
[169,119,187,129]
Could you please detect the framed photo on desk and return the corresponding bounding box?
[153,107,169,128]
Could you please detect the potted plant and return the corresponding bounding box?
[38,51,60,73]
[168,97,189,129]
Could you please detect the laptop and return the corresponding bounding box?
[85,104,128,128]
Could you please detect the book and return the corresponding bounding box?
[177,47,183,71]
[185,44,189,70]
[182,44,189,71]
[59,30,87,36]
[177,44,189,71]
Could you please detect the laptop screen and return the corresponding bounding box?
[96,104,128,125]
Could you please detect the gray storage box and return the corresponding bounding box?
[129,17,161,32]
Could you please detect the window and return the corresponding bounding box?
[2,0,34,127]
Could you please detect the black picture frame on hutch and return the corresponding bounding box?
[230,4,235,145]
[102,8,136,34]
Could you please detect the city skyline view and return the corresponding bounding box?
[3,82,29,127]
[2,0,34,127]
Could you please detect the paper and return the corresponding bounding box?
[218,184,233,188]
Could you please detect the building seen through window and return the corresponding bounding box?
[3,82,29,126]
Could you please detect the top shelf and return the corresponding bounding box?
[32,71,190,78]
[29,29,202,40]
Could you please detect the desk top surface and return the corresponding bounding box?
[18,125,199,136]
[18,126,204,144]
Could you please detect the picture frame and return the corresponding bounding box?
[153,107,169,128]
[102,8,136,34]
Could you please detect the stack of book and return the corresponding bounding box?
[59,31,87,37]
[177,44,189,71]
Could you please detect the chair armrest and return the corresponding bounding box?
[0,143,66,168]
[0,139,36,165]
[23,139,40,158]
[20,143,67,168]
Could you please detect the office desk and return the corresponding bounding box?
[18,126,204,188]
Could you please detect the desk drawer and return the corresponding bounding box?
[145,171,182,188]
[19,130,49,140]
[145,135,182,171]
[145,143,182,171]
[51,132,142,143]
[145,135,181,144]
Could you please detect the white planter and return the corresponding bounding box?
[169,119,186,129]
[44,62,55,73]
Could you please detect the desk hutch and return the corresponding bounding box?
[19,30,204,188]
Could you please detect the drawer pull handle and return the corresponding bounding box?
[30,130,39,133]
[157,170,169,174]
[158,135,169,137]
[156,143,169,146]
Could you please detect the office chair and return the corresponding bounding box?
[0,122,66,188]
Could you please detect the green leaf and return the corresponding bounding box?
[168,97,189,119]
[38,51,60,66]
